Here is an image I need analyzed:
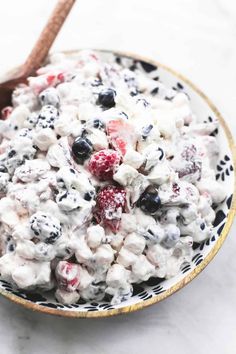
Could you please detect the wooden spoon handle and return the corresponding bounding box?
[21,0,76,77]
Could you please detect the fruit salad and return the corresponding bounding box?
[0,50,226,305]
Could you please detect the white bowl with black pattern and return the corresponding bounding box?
[0,50,235,318]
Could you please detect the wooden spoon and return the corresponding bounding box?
[0,0,76,113]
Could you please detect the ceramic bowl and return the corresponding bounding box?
[0,49,235,317]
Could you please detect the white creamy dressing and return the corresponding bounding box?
[0,50,226,305]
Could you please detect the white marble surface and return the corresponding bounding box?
[0,0,236,353]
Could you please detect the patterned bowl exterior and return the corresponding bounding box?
[0,50,235,318]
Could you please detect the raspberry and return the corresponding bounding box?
[95,185,126,232]
[55,261,80,292]
[88,149,121,180]
[106,118,136,156]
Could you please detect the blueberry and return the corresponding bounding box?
[93,119,104,129]
[142,124,153,139]
[200,222,205,230]
[8,150,16,158]
[98,88,116,108]
[72,137,93,163]
[138,190,161,214]
[84,190,95,201]
[0,165,7,173]
[84,192,92,201]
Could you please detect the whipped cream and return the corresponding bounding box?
[0,50,225,305]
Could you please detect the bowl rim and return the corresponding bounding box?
[1,49,236,318]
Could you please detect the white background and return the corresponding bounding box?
[0,1,236,353]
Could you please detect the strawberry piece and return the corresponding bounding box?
[29,71,66,95]
[1,106,13,120]
[95,185,126,232]
[57,72,65,82]
[46,74,56,85]
[88,149,121,181]
[106,118,136,156]
[114,137,127,156]
[55,261,80,292]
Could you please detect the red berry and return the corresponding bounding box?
[113,137,127,156]
[57,72,65,82]
[88,149,121,181]
[55,261,80,292]
[1,106,13,120]
[106,118,136,156]
[95,185,126,232]
[46,74,56,85]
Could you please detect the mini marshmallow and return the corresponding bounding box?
[131,255,155,282]
[95,244,114,265]
[109,232,124,251]
[88,129,109,151]
[123,232,146,255]
[196,179,226,204]
[15,240,35,260]
[55,289,80,305]
[8,104,31,130]
[0,197,19,227]
[113,164,139,186]
[86,225,105,249]
[14,159,50,183]
[146,243,172,268]
[147,162,171,185]
[117,247,138,268]
[54,114,75,136]
[33,128,57,151]
[12,223,33,241]
[120,213,137,234]
[78,267,93,291]
[74,234,94,262]
[106,264,130,288]
[123,149,144,169]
